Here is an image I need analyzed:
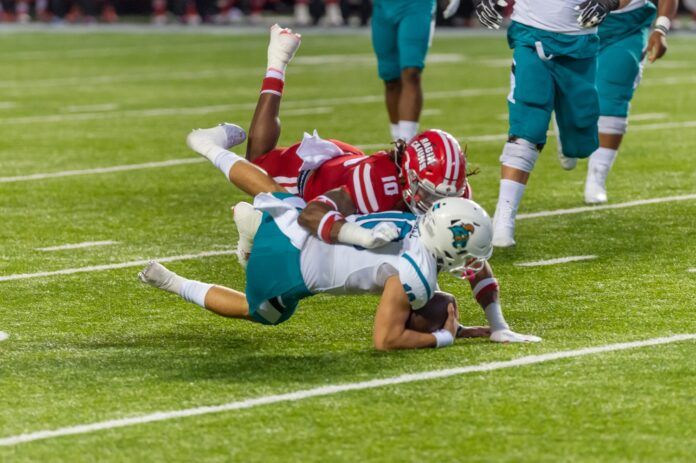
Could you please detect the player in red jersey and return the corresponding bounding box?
[185,25,533,343]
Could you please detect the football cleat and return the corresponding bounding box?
[491,202,516,248]
[233,202,262,269]
[138,261,181,292]
[584,164,609,204]
[268,24,301,71]
[557,149,577,171]
[186,123,247,159]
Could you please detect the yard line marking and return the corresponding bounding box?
[629,112,669,122]
[0,158,205,184]
[517,194,696,220]
[0,334,693,447]
[688,268,696,273]
[0,250,234,282]
[63,103,119,113]
[36,241,119,252]
[515,255,597,267]
[0,87,507,125]
[281,106,334,116]
[0,331,8,342]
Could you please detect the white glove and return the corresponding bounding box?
[443,0,461,19]
[490,329,542,343]
[337,222,400,249]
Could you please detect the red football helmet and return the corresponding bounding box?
[400,129,469,214]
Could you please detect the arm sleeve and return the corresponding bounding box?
[397,253,434,310]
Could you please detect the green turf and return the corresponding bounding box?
[0,30,694,462]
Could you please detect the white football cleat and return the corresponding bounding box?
[186,123,247,160]
[490,329,542,343]
[584,164,609,204]
[557,150,577,171]
[268,24,301,71]
[233,202,262,269]
[138,261,182,293]
[492,203,516,248]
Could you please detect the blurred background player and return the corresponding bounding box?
[559,0,678,204]
[371,0,463,142]
[474,0,631,247]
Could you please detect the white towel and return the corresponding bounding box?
[296,130,343,171]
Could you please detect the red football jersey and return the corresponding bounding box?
[252,139,470,214]
[302,152,403,214]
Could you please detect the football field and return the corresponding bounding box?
[1,28,695,461]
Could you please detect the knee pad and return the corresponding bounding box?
[499,138,539,173]
[598,116,628,135]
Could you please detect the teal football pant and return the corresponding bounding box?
[508,44,599,158]
[371,0,436,81]
[597,5,657,118]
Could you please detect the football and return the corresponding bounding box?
[406,291,457,333]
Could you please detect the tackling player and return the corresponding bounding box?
[185,25,531,345]
[140,194,542,350]
[557,0,678,204]
[472,0,631,247]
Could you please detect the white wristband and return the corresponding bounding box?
[654,16,671,35]
[433,329,454,348]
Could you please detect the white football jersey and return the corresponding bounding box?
[300,212,438,310]
[512,0,596,34]
[612,0,646,14]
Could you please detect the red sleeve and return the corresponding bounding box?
[346,157,401,214]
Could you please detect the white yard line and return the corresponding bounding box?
[688,268,696,273]
[0,87,507,125]
[629,112,669,122]
[0,333,693,447]
[0,331,8,342]
[0,158,204,184]
[515,255,597,267]
[63,103,119,113]
[281,106,334,116]
[0,250,234,282]
[36,241,119,252]
[516,194,696,220]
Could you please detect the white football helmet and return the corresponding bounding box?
[417,198,493,275]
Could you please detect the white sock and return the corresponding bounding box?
[181,279,213,308]
[390,123,400,141]
[209,148,243,181]
[398,120,419,141]
[484,302,510,332]
[588,147,618,174]
[495,179,526,220]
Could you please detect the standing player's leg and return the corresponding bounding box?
[585,22,650,204]
[139,262,254,320]
[492,45,554,247]
[393,0,435,141]
[371,1,401,140]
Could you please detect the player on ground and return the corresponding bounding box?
[556,0,678,204]
[473,0,631,247]
[140,194,542,350]
[186,25,520,338]
[372,0,463,142]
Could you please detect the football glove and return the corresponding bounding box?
[575,0,620,28]
[337,221,400,249]
[473,0,508,30]
[490,329,542,343]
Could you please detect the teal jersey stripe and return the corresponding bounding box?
[355,212,416,222]
[402,253,432,301]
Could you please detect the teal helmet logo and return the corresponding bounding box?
[449,222,475,249]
